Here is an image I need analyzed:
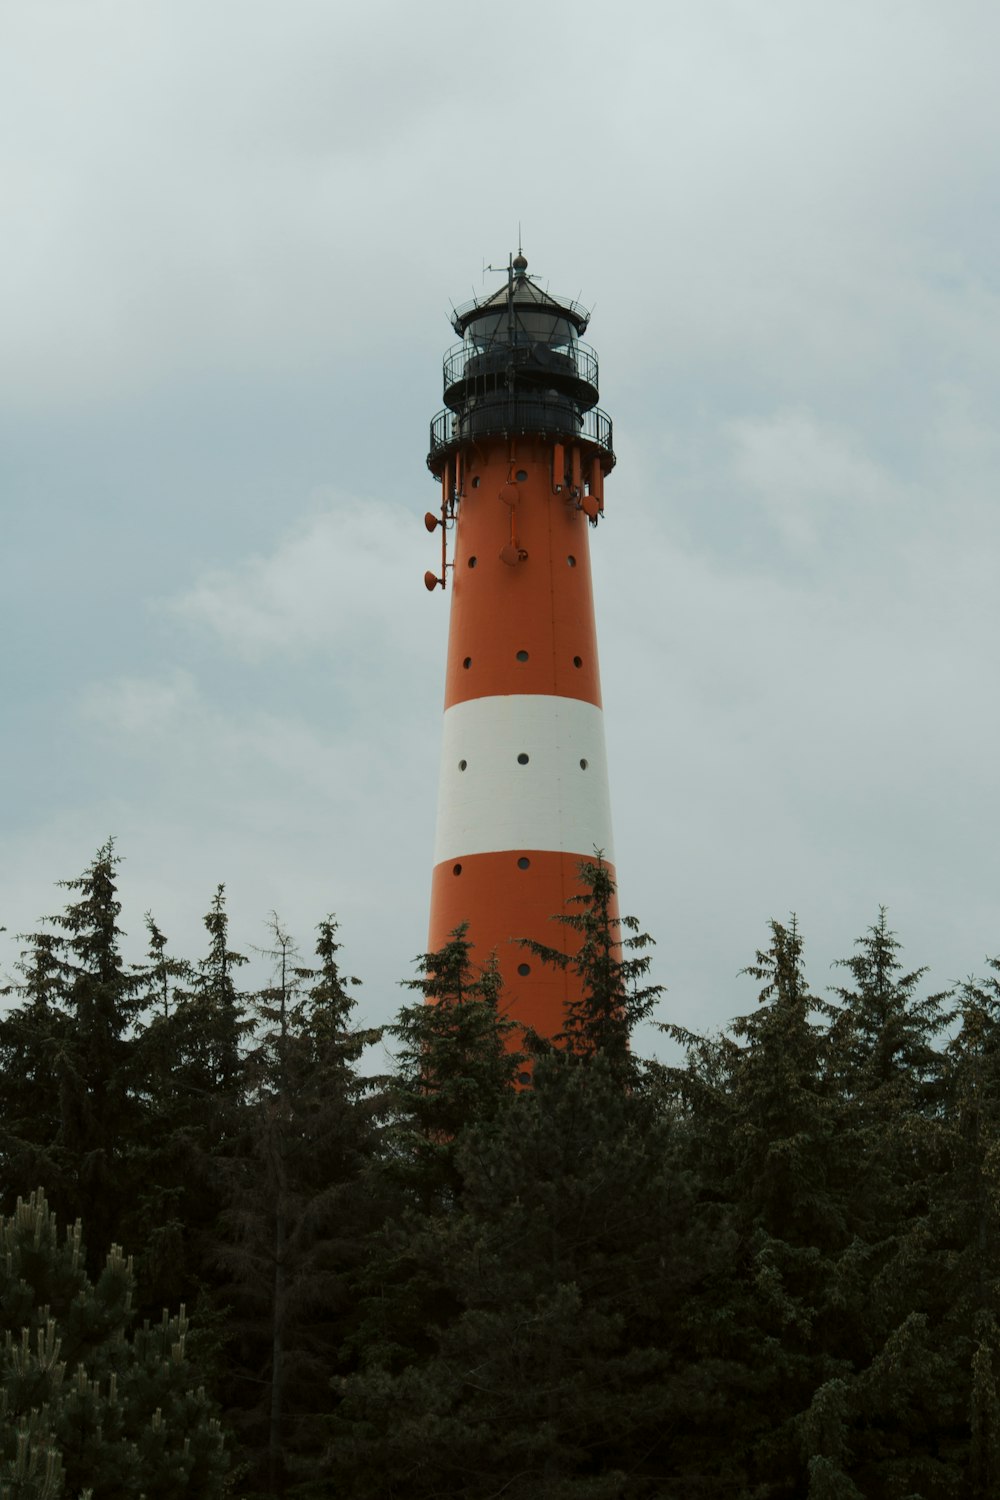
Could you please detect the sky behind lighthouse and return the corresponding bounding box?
[3,0,1000,1055]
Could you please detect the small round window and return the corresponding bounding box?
[463,657,472,669]
[517,753,529,765]
[453,863,462,875]
[515,469,528,482]
[517,963,531,977]
[517,857,530,870]
[468,556,477,568]
[516,650,529,662]
[458,759,467,771]
[573,656,583,669]
[567,555,577,567]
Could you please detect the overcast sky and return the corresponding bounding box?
[3,0,999,1058]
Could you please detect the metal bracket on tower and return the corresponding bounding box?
[423,457,458,591]
[499,480,528,566]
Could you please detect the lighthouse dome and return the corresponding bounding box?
[452,267,590,346]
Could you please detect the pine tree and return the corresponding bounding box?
[0,1189,228,1498]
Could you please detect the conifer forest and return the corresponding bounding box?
[3,841,1000,1499]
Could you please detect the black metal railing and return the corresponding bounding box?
[428,398,614,461]
[441,339,599,395]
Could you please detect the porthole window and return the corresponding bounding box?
[517,753,529,765]
[453,863,462,875]
[463,656,472,669]
[573,656,583,668]
[517,963,531,977]
[567,555,577,567]
[468,556,477,568]
[580,758,589,770]
[517,857,530,870]
[458,759,467,771]
[515,469,528,482]
[516,650,529,662]
[471,476,481,488]
[517,1070,532,1086]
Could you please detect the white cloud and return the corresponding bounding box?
[169,491,441,666]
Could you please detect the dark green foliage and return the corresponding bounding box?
[0,843,143,1276]
[5,844,1000,1497]
[667,920,846,1495]
[936,960,1000,1498]
[388,924,522,1200]
[827,909,952,1253]
[520,855,663,1078]
[331,1052,734,1498]
[129,888,252,1314]
[328,868,711,1499]
[803,916,960,1496]
[0,1189,227,1499]
[0,933,70,1219]
[214,917,384,1496]
[333,926,523,1437]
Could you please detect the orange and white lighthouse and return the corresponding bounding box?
[424,252,617,1040]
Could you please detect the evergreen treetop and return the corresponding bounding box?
[519,855,663,1078]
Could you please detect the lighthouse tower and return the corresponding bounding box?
[424,252,617,1040]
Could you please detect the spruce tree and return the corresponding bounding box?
[936,960,1000,1497]
[519,855,662,1078]
[0,843,143,1276]
[331,1065,738,1495]
[387,924,522,1203]
[215,916,383,1496]
[808,915,958,1497]
[187,885,251,1109]
[322,928,522,1486]
[826,909,951,1252]
[668,920,846,1496]
[327,887,734,1499]
[0,933,69,1213]
[125,887,252,1322]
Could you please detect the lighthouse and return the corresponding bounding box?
[424,252,617,1040]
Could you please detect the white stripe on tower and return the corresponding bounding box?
[433,694,613,864]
